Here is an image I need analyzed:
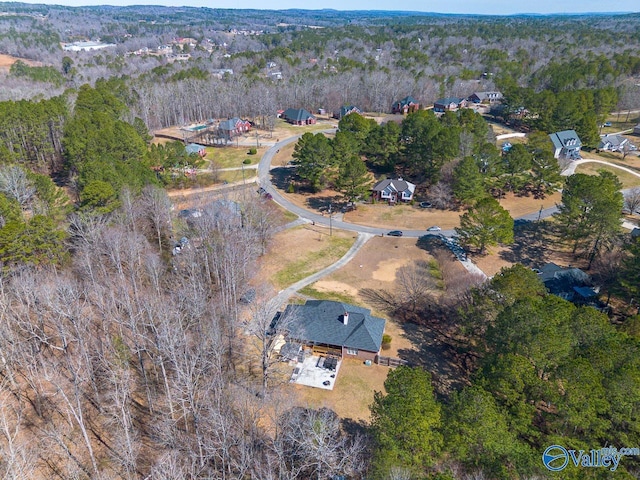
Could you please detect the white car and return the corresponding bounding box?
[427,226,441,232]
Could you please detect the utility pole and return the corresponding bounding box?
[537,205,543,222]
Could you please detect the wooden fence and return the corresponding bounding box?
[375,355,409,367]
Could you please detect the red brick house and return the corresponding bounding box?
[392,96,419,114]
[218,117,251,140]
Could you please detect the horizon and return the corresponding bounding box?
[3,0,639,16]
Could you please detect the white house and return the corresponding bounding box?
[372,178,416,203]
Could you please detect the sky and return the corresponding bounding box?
[8,0,640,15]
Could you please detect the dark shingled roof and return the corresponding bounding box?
[282,108,315,122]
[281,300,386,353]
[372,178,416,195]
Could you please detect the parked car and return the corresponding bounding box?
[419,201,433,208]
[427,226,441,231]
[387,230,403,237]
[603,121,612,127]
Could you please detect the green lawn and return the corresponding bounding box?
[298,285,358,304]
[206,146,263,169]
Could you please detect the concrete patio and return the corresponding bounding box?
[290,355,342,390]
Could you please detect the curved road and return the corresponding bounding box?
[256,135,640,292]
[258,131,455,238]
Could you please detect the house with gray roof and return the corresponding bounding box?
[598,134,633,153]
[372,178,416,203]
[279,300,386,361]
[433,97,467,112]
[333,105,362,120]
[185,143,206,156]
[467,91,503,104]
[218,117,251,140]
[549,130,582,160]
[539,262,600,306]
[282,108,317,125]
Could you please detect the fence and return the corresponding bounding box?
[375,355,409,367]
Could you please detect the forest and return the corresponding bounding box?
[1,3,640,479]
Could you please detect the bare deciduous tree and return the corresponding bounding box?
[0,165,36,211]
[624,187,640,215]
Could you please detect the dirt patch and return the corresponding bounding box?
[371,258,405,281]
[0,54,41,71]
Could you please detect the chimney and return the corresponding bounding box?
[343,312,349,325]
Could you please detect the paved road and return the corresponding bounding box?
[256,136,640,295]
[258,131,457,238]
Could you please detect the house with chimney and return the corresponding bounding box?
[392,96,420,114]
[218,117,251,140]
[276,300,386,361]
[372,178,416,204]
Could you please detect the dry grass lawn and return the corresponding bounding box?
[257,225,357,291]
[282,236,433,420]
[575,162,640,188]
[292,359,389,422]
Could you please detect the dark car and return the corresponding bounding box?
[387,230,403,237]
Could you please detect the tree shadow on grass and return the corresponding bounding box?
[306,195,343,212]
[499,220,555,267]
[396,321,471,399]
[269,166,297,191]
[341,417,370,439]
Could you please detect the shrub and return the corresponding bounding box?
[243,158,251,164]
[248,148,257,155]
[381,334,392,350]
[287,183,295,193]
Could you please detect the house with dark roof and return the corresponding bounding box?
[278,300,386,361]
[282,108,317,125]
[433,97,467,112]
[392,96,420,114]
[372,178,416,203]
[549,130,582,160]
[598,134,633,153]
[185,143,206,156]
[218,117,251,140]
[538,262,599,305]
[467,91,503,104]
[333,105,362,120]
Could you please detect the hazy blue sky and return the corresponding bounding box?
[10,0,640,15]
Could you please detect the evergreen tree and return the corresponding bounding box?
[452,156,486,205]
[370,366,442,477]
[456,197,514,254]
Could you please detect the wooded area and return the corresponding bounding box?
[1,3,640,479]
